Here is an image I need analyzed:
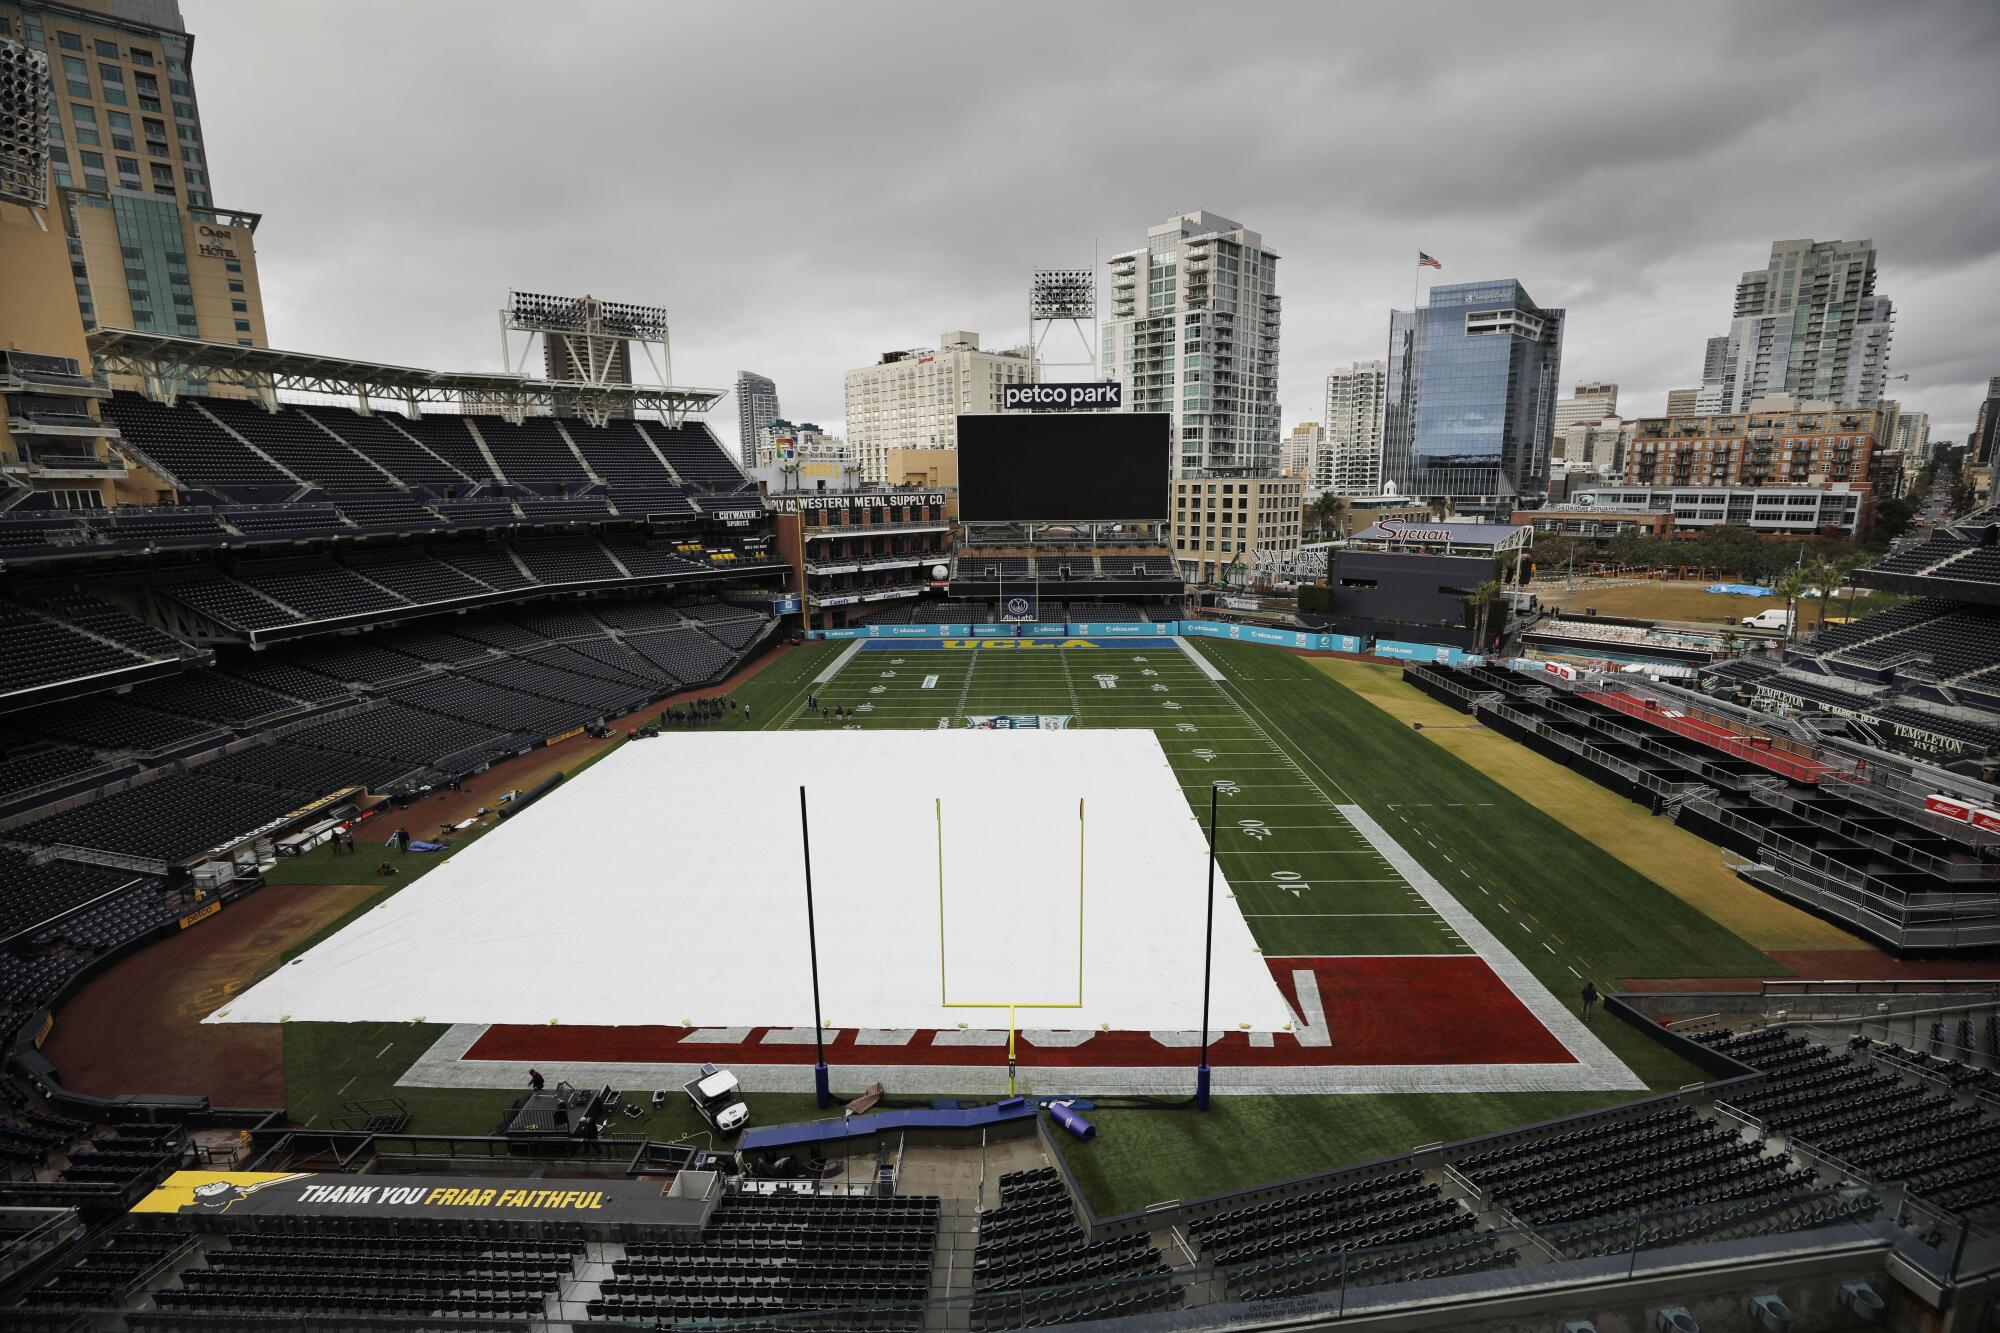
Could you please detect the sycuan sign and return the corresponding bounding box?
[1001,382,1122,411]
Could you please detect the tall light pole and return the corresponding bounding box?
[1197,784,1219,1110]
[800,786,831,1108]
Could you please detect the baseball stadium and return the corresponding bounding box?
[0,342,1996,1333]
[4,15,2000,1328]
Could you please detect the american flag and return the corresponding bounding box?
[1418,252,1442,270]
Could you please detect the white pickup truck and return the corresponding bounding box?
[684,1064,749,1134]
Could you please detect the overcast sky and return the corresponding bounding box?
[189,0,1999,453]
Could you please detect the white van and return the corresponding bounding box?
[1740,609,1793,631]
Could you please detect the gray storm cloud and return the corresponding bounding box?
[188,0,2000,448]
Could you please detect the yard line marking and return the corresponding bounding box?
[1542,942,1557,955]
[375,1042,394,1059]
[1232,904,1440,912]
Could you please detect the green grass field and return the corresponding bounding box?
[284,633,1779,1216]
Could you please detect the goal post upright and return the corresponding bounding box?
[936,795,1087,1095]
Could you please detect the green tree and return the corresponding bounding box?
[1771,565,1812,642]
[1463,578,1503,650]
[1307,493,1349,540]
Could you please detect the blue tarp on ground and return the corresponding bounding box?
[1706,582,1775,596]
[739,1098,1038,1152]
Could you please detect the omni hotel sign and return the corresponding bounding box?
[1001,382,1122,411]
[195,223,240,260]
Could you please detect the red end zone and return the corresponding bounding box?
[462,954,1573,1068]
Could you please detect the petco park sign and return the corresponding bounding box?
[1001,382,1122,411]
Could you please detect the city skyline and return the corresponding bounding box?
[178,0,1998,451]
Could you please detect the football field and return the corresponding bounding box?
[275,633,1783,1210]
[785,638,1467,960]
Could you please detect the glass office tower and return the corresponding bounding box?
[1382,280,1563,517]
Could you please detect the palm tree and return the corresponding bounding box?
[1772,566,1812,644]
[1307,493,1348,539]
[1465,578,1502,651]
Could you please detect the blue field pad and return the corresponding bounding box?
[858,636,1179,650]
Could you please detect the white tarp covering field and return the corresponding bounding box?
[210,729,1291,1033]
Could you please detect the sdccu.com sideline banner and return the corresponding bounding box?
[134,1171,711,1229]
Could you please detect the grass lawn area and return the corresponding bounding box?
[1065,1090,1636,1216]
[1538,579,1901,630]
[1203,639,1778,987]
[1312,657,1859,955]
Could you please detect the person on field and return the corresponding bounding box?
[1580,980,1599,1020]
[528,1069,545,1093]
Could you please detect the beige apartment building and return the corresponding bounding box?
[843,331,1033,482]
[2,1,269,505]
[1171,474,1301,585]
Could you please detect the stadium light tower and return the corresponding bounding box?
[1028,267,1098,382]
[0,38,54,210]
[501,291,675,428]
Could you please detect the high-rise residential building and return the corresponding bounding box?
[1622,396,1889,532]
[1282,421,1322,478]
[1382,279,1564,518]
[1891,409,1930,462]
[1,0,270,362]
[1103,210,1281,478]
[1322,358,1386,495]
[734,370,780,462]
[842,331,1033,482]
[1665,387,1701,417]
[1701,336,1731,383]
[1554,382,1618,434]
[1698,239,1894,413]
[1971,382,2000,467]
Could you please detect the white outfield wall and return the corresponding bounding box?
[210,730,1294,1034]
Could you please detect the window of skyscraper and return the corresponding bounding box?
[57,31,82,50]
